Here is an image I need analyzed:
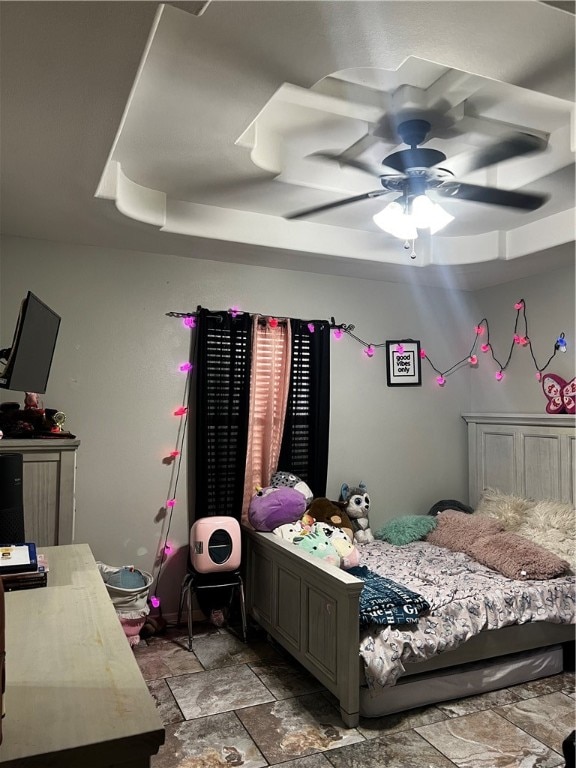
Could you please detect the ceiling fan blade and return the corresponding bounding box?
[285,190,388,220]
[436,181,548,210]
[437,133,547,177]
[309,151,402,178]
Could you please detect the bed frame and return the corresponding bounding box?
[244,413,575,727]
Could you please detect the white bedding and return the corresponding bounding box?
[358,539,576,688]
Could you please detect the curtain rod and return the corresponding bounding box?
[165,307,350,331]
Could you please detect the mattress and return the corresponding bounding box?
[357,540,575,688]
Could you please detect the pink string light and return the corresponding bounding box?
[230,306,241,318]
[179,362,193,372]
[183,316,196,328]
[170,450,180,457]
[333,328,343,340]
[475,325,484,335]
[495,371,504,381]
[308,323,315,333]
[420,349,427,359]
[173,406,187,416]
[469,355,478,365]
[481,344,490,353]
[269,317,278,328]
[150,595,161,609]
[364,345,375,358]
[514,301,524,310]
[166,499,176,508]
[395,344,404,354]
[436,375,446,386]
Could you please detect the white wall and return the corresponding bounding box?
[471,262,575,412]
[1,235,483,610]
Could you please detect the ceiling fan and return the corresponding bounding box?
[285,119,549,240]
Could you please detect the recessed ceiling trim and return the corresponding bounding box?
[98,161,575,268]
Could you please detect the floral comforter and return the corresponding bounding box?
[358,540,576,689]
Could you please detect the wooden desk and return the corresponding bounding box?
[0,544,164,767]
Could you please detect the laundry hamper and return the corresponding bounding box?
[98,562,153,646]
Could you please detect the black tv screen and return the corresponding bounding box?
[0,292,61,394]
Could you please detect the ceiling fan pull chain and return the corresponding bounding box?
[402,239,417,259]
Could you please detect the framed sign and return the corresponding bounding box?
[386,340,422,387]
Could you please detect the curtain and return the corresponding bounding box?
[278,319,330,497]
[194,308,252,520]
[242,317,291,524]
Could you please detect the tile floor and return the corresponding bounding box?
[134,622,576,768]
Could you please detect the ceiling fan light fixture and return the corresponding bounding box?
[373,201,418,240]
[412,195,455,233]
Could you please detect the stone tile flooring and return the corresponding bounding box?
[134,623,575,768]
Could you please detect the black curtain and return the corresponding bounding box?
[194,308,252,520]
[278,319,330,497]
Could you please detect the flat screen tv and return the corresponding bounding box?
[0,292,61,394]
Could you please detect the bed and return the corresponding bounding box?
[244,413,576,727]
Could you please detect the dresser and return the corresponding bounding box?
[0,544,164,766]
[0,439,79,546]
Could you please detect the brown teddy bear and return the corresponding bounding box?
[308,497,354,542]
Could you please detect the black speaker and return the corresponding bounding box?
[0,453,25,543]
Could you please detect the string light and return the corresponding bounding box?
[166,498,176,508]
[324,299,566,388]
[179,362,193,372]
[168,301,568,392]
[150,595,161,609]
[556,333,567,352]
[183,316,196,328]
[173,406,187,416]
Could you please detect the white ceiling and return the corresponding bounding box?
[1,1,575,290]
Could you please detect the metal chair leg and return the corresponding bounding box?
[238,575,248,643]
[186,583,194,652]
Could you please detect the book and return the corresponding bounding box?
[0,573,48,592]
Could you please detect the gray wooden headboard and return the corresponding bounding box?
[463,413,575,507]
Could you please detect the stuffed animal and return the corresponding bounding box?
[270,471,314,507]
[292,523,360,569]
[248,486,306,531]
[308,497,354,542]
[292,528,341,567]
[314,522,361,569]
[340,481,374,544]
[273,520,307,541]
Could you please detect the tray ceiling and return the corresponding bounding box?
[1,1,574,288]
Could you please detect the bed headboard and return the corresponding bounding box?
[463,413,575,507]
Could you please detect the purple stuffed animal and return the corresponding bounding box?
[248,486,306,532]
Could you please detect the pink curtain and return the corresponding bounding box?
[242,316,292,525]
